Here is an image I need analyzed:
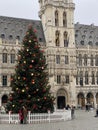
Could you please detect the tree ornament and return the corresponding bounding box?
[9,96,13,101]
[18,77,20,79]
[31,60,34,63]
[29,40,31,43]
[42,67,44,69]
[23,77,26,80]
[29,65,33,68]
[31,73,34,76]
[38,99,40,101]
[24,61,26,64]
[44,97,47,100]
[16,87,19,90]
[36,89,39,91]
[27,49,29,52]
[28,95,31,98]
[22,89,25,92]
[26,87,29,90]
[12,105,15,107]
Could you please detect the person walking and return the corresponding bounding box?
[19,107,24,124]
[71,105,75,119]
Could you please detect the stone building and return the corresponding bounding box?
[0,0,98,109]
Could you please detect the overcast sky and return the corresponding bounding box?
[0,0,98,25]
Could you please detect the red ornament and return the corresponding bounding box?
[23,77,26,80]
[44,97,47,100]
[9,96,13,101]
[29,65,33,68]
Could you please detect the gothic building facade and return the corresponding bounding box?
[0,0,98,109]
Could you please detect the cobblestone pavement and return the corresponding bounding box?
[0,109,98,130]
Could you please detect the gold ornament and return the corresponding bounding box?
[22,89,25,92]
[18,77,20,79]
[29,40,31,43]
[24,61,26,64]
[31,73,34,76]
[16,88,19,90]
[12,105,15,107]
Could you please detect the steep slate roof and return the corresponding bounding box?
[75,23,98,47]
[0,16,98,47]
[0,16,46,45]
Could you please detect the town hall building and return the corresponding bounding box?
[0,0,98,109]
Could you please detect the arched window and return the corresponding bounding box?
[55,10,59,26]
[95,55,98,66]
[63,12,67,27]
[2,95,8,104]
[55,30,60,46]
[10,50,16,64]
[56,55,60,64]
[79,54,82,66]
[92,71,95,84]
[84,54,87,66]
[91,55,94,66]
[2,49,7,63]
[80,71,83,86]
[64,31,68,47]
[85,71,88,84]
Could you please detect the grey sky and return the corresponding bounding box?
[0,0,98,25]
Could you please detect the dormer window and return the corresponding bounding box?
[1,34,5,39]
[9,35,13,40]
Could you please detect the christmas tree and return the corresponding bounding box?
[6,25,54,113]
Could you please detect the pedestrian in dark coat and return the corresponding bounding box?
[71,105,75,119]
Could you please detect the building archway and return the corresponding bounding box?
[2,94,8,106]
[57,88,68,109]
[86,92,94,104]
[77,92,85,107]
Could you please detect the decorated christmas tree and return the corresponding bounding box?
[6,25,54,113]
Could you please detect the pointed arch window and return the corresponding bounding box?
[91,71,95,84]
[84,54,88,66]
[63,12,67,27]
[64,31,68,47]
[85,71,88,84]
[56,55,60,64]
[95,55,98,66]
[55,30,60,46]
[80,71,83,86]
[65,55,69,64]
[90,55,94,66]
[57,75,61,84]
[79,54,82,66]
[55,10,59,26]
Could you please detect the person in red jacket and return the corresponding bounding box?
[19,107,24,124]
